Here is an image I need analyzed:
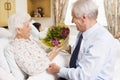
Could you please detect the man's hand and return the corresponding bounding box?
[47,63,60,74]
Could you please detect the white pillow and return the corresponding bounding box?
[0,28,27,80]
[0,67,19,80]
[113,39,120,80]
[29,22,47,40]
[0,38,10,73]
[0,28,12,38]
[30,23,40,40]
[4,44,28,80]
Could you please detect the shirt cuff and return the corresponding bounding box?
[57,67,68,78]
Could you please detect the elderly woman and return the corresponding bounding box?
[5,13,62,80]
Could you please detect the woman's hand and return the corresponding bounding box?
[48,45,63,61]
[52,45,63,53]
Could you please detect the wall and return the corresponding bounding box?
[27,0,51,17]
[0,0,15,27]
[0,0,54,28]
[27,0,34,16]
[32,0,51,17]
[16,0,27,13]
[32,0,54,28]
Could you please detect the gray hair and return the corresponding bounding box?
[72,0,98,19]
[8,13,31,38]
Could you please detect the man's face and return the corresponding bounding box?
[72,13,86,32]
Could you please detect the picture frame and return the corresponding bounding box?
[4,2,11,10]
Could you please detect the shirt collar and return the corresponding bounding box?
[82,23,101,40]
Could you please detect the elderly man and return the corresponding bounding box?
[47,0,119,80]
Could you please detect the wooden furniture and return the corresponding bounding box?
[27,0,51,18]
[0,0,15,27]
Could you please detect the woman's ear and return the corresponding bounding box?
[16,28,21,34]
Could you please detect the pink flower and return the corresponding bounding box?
[50,38,60,46]
[60,27,70,38]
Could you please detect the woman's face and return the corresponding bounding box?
[17,21,31,39]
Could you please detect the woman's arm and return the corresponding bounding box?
[47,46,63,61]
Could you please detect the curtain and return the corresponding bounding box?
[104,0,120,38]
[53,0,69,25]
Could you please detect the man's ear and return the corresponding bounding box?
[82,14,87,19]
[81,14,88,23]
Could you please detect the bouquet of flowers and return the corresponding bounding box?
[41,23,70,50]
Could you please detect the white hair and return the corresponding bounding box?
[72,0,98,19]
[8,13,31,38]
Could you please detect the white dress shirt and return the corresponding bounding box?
[58,23,119,80]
